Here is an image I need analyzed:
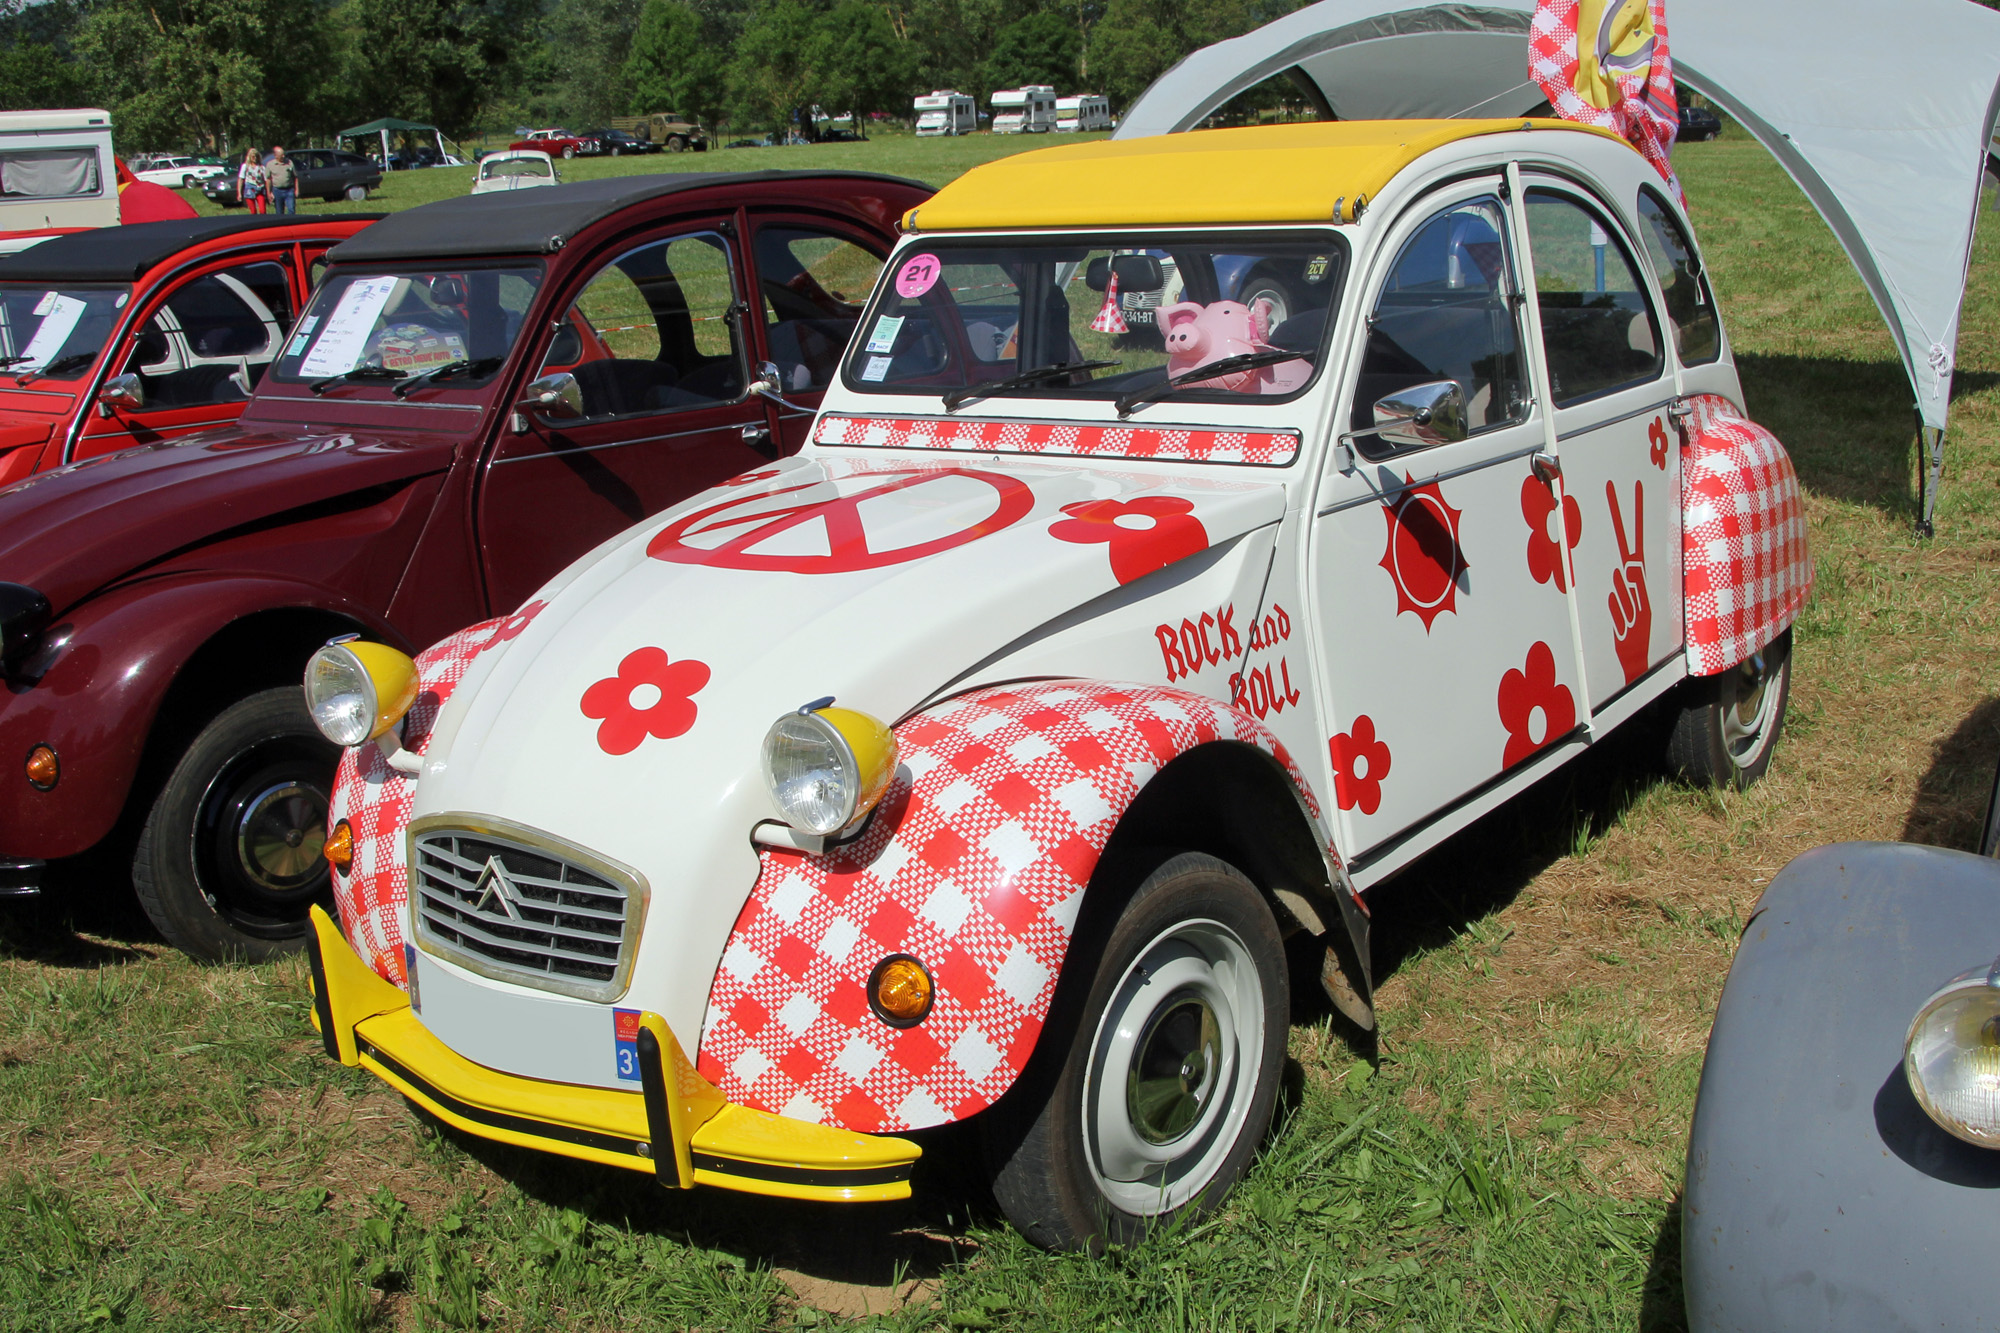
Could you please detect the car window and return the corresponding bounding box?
[126,261,295,410]
[540,232,745,418]
[1349,196,1528,453]
[1635,188,1720,366]
[275,265,543,388]
[1524,189,1664,405]
[754,225,884,392]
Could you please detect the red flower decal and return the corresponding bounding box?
[1330,715,1392,815]
[1497,641,1577,767]
[483,599,546,648]
[580,647,712,756]
[1378,476,1466,631]
[1520,476,1581,592]
[1049,496,1209,586]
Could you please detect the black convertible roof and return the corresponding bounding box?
[327,170,928,264]
[0,215,388,284]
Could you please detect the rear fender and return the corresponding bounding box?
[694,679,1341,1134]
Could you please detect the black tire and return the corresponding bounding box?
[131,686,340,962]
[983,851,1288,1251]
[345,184,368,202]
[181,174,197,189]
[1667,629,1792,790]
[667,136,686,153]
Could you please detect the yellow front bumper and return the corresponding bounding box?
[305,907,918,1203]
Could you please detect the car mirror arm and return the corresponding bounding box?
[749,360,816,415]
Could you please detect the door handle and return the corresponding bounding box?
[1531,450,1562,484]
[741,422,775,456]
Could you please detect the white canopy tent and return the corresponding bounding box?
[1117,0,2000,531]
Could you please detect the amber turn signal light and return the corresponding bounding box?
[24,744,57,791]
[324,819,354,874]
[868,955,934,1028]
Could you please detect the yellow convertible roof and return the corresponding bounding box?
[905,119,1622,231]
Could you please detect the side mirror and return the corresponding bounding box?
[516,371,582,421]
[1369,380,1467,451]
[97,373,144,416]
[751,360,784,396]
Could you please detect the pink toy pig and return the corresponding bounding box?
[1158,298,1311,394]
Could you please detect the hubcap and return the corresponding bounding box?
[1720,649,1776,765]
[1083,918,1263,1215]
[236,781,328,892]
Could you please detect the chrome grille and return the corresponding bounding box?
[410,823,642,1000]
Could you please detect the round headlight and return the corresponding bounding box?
[1905,968,2000,1147]
[761,704,898,838]
[304,637,419,748]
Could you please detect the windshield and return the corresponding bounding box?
[0,284,129,381]
[271,266,543,390]
[844,232,1346,409]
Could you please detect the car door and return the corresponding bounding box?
[1309,184,1584,859]
[73,256,296,459]
[746,213,889,453]
[1518,178,1681,708]
[476,221,776,612]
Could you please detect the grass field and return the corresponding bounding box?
[8,125,1999,1330]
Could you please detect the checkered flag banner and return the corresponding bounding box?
[1531,0,1682,202]
[1090,271,1127,334]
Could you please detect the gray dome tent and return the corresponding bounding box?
[1117,0,2000,532]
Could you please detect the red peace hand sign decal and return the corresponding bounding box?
[1606,479,1650,686]
[580,647,711,756]
[1048,496,1209,586]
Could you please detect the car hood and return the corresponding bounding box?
[415,451,1287,857]
[0,422,456,615]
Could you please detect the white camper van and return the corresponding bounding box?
[991,86,1057,134]
[0,110,117,255]
[914,91,977,137]
[1054,95,1112,132]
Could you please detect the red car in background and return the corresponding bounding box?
[0,214,382,487]
[507,128,599,160]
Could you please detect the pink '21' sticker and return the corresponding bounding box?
[895,253,941,299]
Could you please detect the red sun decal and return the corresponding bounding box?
[648,468,1035,575]
[580,647,711,755]
[1049,495,1209,586]
[1378,475,1468,631]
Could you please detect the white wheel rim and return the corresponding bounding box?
[1720,649,1778,767]
[1082,917,1264,1215]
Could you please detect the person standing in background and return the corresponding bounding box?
[265,146,297,214]
[237,148,266,214]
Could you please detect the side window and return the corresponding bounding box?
[754,225,884,391]
[542,232,745,419]
[1524,189,1664,405]
[1351,196,1527,453]
[127,260,295,409]
[1635,188,1720,365]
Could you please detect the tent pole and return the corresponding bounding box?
[1917,425,1945,538]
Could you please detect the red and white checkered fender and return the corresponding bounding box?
[326,603,544,985]
[695,680,1328,1133]
[1679,395,1813,676]
[814,414,1301,467]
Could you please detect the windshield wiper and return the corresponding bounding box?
[1114,349,1314,417]
[0,355,32,368]
[942,359,1121,412]
[14,353,96,384]
[310,365,407,395]
[392,357,503,398]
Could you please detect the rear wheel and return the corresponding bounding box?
[1667,630,1791,790]
[983,851,1288,1251]
[181,174,197,189]
[1238,267,1298,331]
[609,145,623,156]
[132,687,339,962]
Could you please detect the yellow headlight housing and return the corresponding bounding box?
[761,701,899,838]
[303,636,420,748]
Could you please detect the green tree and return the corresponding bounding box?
[728,0,821,135]
[986,10,1078,93]
[0,0,92,113]
[807,1,919,130]
[542,0,646,127]
[1088,0,1295,109]
[625,0,726,123]
[332,0,538,139]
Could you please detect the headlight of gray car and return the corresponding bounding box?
[1904,960,2000,1147]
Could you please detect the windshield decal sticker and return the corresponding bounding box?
[17,295,85,370]
[1378,475,1467,631]
[580,647,711,756]
[1049,496,1207,586]
[894,253,942,299]
[648,468,1035,575]
[860,355,891,382]
[299,275,398,378]
[814,415,1301,467]
[864,315,903,354]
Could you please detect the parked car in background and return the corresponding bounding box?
[1678,103,1723,141]
[202,149,383,206]
[509,128,599,160]
[0,168,925,962]
[585,129,658,156]
[611,112,709,152]
[0,212,379,490]
[469,150,559,194]
[132,155,227,189]
[0,109,117,256]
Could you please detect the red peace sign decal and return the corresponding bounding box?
[647,468,1036,574]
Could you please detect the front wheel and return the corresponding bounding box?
[181,174,197,189]
[132,686,340,962]
[984,851,1288,1251]
[666,136,686,153]
[562,146,576,160]
[609,145,622,156]
[345,184,368,202]
[1668,630,1792,790]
